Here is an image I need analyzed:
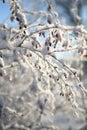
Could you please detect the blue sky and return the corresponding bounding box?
[0,2,18,26]
[0,2,10,23]
[0,0,46,26]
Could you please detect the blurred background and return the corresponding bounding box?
[0,0,87,130]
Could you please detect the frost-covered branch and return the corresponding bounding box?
[0,0,87,130]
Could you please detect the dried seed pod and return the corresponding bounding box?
[16,17,20,22]
[12,10,15,14]
[45,37,50,46]
[47,14,52,24]
[78,47,84,55]
[29,53,32,57]
[19,26,22,29]
[57,78,59,81]
[49,75,52,78]
[3,0,5,3]
[47,4,52,11]
[47,46,50,51]
[64,72,68,78]
[60,92,64,96]
[39,66,41,69]
[10,16,15,21]
[24,25,27,28]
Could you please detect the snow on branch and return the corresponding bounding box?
[0,0,87,130]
